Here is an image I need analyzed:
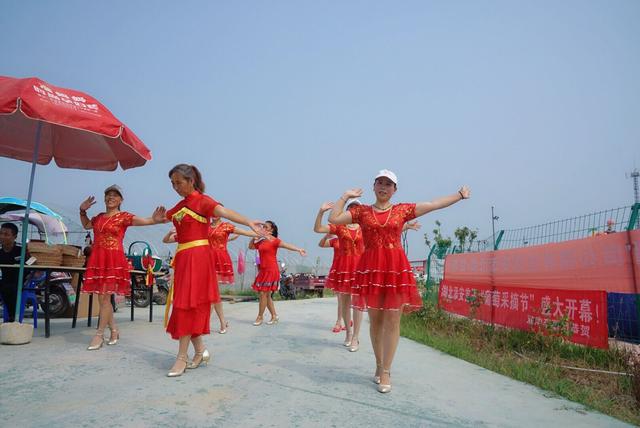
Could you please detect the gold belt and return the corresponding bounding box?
[175,239,209,255]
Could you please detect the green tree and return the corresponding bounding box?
[454,226,479,252]
[424,220,452,257]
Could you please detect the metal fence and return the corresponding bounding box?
[475,203,639,252]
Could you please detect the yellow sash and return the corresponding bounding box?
[163,281,174,328]
[164,239,210,327]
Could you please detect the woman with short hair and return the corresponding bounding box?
[79,185,165,351]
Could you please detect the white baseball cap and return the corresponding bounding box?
[104,184,124,198]
[375,169,398,185]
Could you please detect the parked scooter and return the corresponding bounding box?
[25,270,76,318]
[279,273,296,300]
[128,269,171,308]
[152,270,171,305]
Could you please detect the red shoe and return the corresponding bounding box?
[332,324,342,333]
[341,321,353,331]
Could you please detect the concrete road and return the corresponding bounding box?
[0,298,631,427]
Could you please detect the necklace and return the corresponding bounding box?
[371,205,393,227]
[346,225,360,240]
[372,204,392,211]
[99,211,120,233]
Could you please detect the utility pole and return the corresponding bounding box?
[491,206,499,250]
[627,168,640,204]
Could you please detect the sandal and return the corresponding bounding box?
[377,370,392,393]
[107,328,119,346]
[187,349,211,369]
[167,354,189,377]
[219,321,229,334]
[87,330,104,351]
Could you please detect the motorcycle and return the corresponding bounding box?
[25,270,76,318]
[278,273,296,300]
[152,270,171,305]
[128,269,171,308]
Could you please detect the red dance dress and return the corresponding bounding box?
[251,238,281,292]
[208,222,235,285]
[83,211,134,295]
[324,238,339,291]
[325,225,364,294]
[166,191,220,340]
[349,203,422,312]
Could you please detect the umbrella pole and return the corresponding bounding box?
[15,121,43,320]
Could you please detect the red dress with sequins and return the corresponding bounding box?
[325,224,364,294]
[348,203,422,312]
[83,211,134,295]
[252,238,281,292]
[208,222,235,285]
[166,191,220,340]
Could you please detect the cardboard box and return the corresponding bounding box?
[65,292,101,318]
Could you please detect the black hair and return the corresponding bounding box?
[1,223,18,236]
[266,220,279,238]
[169,164,205,193]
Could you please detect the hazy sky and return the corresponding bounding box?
[1,1,639,271]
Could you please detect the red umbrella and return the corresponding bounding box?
[0,76,151,170]
[0,75,152,321]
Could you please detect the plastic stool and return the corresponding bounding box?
[19,288,38,328]
[1,288,38,328]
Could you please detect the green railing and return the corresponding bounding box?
[478,204,639,251]
[497,204,639,250]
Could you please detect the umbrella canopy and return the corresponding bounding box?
[0,76,151,170]
[0,212,68,244]
[0,196,65,218]
[0,75,152,322]
[0,197,68,242]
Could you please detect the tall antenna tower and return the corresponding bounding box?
[628,168,640,204]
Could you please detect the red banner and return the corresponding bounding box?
[439,280,609,349]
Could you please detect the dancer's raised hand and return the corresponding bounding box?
[320,201,334,212]
[152,206,168,223]
[79,196,96,212]
[342,188,363,200]
[459,185,471,200]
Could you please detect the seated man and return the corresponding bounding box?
[0,223,28,322]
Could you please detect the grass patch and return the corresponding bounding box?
[401,286,640,425]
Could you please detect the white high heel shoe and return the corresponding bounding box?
[377,370,392,393]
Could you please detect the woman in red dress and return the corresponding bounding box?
[249,221,306,326]
[329,170,470,393]
[318,233,345,334]
[165,218,259,334]
[207,217,260,333]
[316,201,421,351]
[314,201,364,351]
[165,164,263,377]
[79,185,165,351]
